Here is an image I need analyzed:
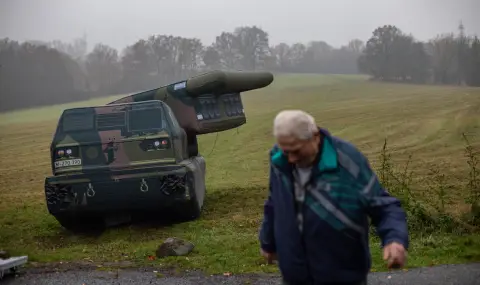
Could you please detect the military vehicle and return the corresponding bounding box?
[44,70,274,232]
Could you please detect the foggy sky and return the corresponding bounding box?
[1,0,478,52]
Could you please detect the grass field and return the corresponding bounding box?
[1,73,480,275]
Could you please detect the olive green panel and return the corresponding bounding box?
[107,70,274,135]
[50,101,182,176]
[182,70,274,96]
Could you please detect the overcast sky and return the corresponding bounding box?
[1,0,478,51]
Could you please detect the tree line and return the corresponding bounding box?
[358,23,480,85]
[0,23,478,112]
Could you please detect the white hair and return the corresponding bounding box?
[273,110,318,140]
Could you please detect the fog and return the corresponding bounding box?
[0,0,479,112]
[1,0,478,51]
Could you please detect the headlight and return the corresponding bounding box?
[140,139,171,152]
[55,147,79,160]
[153,140,168,148]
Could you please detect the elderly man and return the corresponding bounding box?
[259,110,409,285]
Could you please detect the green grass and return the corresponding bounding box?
[0,94,127,126]
[0,73,366,126]
[0,73,479,275]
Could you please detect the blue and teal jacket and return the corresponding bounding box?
[259,128,409,284]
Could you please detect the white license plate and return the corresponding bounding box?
[54,159,82,168]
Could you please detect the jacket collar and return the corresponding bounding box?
[270,127,338,174]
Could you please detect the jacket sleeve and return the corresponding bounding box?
[359,156,409,250]
[259,164,276,253]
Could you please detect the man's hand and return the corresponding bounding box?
[383,242,407,269]
[260,248,277,264]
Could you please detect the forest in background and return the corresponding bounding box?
[0,22,479,112]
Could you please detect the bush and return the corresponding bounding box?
[375,137,480,234]
[462,133,480,226]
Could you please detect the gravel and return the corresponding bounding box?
[2,263,480,285]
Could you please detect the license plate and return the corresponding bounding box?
[54,159,82,168]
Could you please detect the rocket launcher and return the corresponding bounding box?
[108,70,274,135]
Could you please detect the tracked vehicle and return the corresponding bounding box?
[44,70,274,232]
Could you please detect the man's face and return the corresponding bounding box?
[277,132,321,168]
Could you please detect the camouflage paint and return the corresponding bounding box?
[50,100,178,174]
[44,100,205,226]
[44,70,274,230]
[108,70,274,135]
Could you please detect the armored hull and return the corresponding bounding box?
[44,71,274,232]
[45,157,206,231]
[44,100,208,231]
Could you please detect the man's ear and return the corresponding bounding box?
[312,131,321,143]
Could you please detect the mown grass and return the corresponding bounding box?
[0,73,365,126]
[0,73,479,275]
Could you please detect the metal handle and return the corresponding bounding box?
[86,183,96,197]
[140,178,149,192]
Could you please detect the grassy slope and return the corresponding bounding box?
[0,74,479,274]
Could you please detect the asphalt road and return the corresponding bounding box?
[2,263,480,285]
